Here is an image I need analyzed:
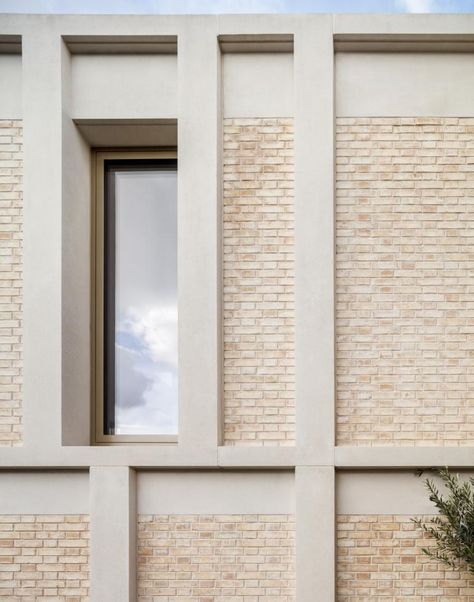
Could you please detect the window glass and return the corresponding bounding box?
[104,162,178,436]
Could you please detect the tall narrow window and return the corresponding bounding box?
[94,152,178,443]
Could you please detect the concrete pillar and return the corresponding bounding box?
[22,27,63,452]
[294,15,335,465]
[296,466,335,602]
[177,18,222,451]
[90,466,136,602]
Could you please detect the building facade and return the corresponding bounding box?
[0,11,474,601]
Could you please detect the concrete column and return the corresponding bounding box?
[294,16,335,465]
[296,466,335,602]
[22,27,63,451]
[177,18,222,451]
[90,466,136,602]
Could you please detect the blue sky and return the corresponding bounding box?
[0,0,473,13]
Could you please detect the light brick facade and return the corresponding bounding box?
[223,118,295,446]
[137,514,295,600]
[336,117,474,446]
[0,514,89,601]
[0,120,22,447]
[337,514,474,601]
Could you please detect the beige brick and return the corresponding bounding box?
[223,118,295,446]
[336,117,474,446]
[337,514,474,601]
[0,514,89,600]
[0,120,22,447]
[137,514,295,601]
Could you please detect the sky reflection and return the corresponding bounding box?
[113,169,178,435]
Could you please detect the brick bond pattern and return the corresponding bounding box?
[0,120,22,446]
[223,118,295,446]
[337,515,474,600]
[137,514,295,600]
[336,117,474,446]
[0,515,89,601]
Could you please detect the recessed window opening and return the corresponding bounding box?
[94,152,178,443]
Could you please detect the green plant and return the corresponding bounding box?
[413,468,474,574]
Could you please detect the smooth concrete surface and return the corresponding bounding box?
[0,54,21,118]
[217,446,296,468]
[21,30,63,453]
[0,471,89,514]
[90,467,136,602]
[296,466,335,602]
[294,16,335,466]
[61,43,92,446]
[177,21,222,452]
[138,470,295,514]
[75,119,177,147]
[223,52,293,118]
[337,470,474,515]
[71,54,177,119]
[336,52,474,117]
[335,446,474,468]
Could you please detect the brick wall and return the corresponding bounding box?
[0,514,89,600]
[0,120,22,446]
[336,117,474,446]
[223,118,295,446]
[137,514,295,600]
[337,514,474,600]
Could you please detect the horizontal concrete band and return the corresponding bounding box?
[337,470,474,514]
[0,470,294,515]
[0,471,89,514]
[336,52,474,117]
[138,470,295,514]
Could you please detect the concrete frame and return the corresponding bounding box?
[0,12,474,602]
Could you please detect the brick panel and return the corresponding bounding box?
[0,120,22,446]
[336,117,474,446]
[0,514,89,601]
[337,514,474,600]
[223,118,295,446]
[137,514,295,600]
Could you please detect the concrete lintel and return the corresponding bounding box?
[217,446,296,468]
[0,446,218,468]
[90,466,136,602]
[294,15,335,460]
[296,466,335,602]
[335,446,474,469]
[138,470,295,515]
[334,13,474,36]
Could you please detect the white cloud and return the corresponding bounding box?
[396,0,436,12]
[114,304,178,435]
[120,305,178,367]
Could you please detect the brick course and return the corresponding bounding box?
[336,117,474,446]
[0,514,89,601]
[0,120,22,446]
[223,118,295,446]
[337,514,474,601]
[137,514,295,600]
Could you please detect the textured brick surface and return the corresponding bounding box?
[337,514,474,601]
[137,514,295,600]
[336,117,474,446]
[0,514,89,601]
[223,118,295,446]
[0,120,22,446]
